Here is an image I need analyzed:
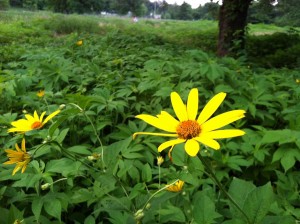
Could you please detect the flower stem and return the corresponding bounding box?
[69,103,106,170]
[198,154,250,224]
[141,179,179,211]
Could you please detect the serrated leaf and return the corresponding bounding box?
[44,198,61,221]
[243,182,274,224]
[193,192,221,224]
[159,204,186,223]
[32,197,43,221]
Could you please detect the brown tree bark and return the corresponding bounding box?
[217,0,253,57]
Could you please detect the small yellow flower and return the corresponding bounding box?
[37,90,45,98]
[8,110,60,133]
[133,88,246,157]
[157,156,164,166]
[76,40,83,46]
[296,79,300,84]
[4,139,31,175]
[166,180,184,192]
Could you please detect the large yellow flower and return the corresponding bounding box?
[8,110,60,133]
[4,139,31,175]
[133,88,245,157]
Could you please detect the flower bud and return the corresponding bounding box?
[59,104,66,110]
[157,156,164,166]
[41,183,51,190]
[134,209,144,221]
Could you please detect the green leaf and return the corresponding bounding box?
[48,111,75,137]
[55,128,69,143]
[141,163,152,182]
[105,137,132,170]
[192,191,221,224]
[44,198,61,221]
[66,145,91,155]
[32,197,43,221]
[228,178,256,219]
[229,179,274,224]
[243,183,274,224]
[159,204,186,223]
[84,215,96,224]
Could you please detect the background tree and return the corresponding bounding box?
[248,0,275,24]
[0,0,10,9]
[193,2,220,20]
[275,0,300,27]
[178,2,193,20]
[217,0,252,57]
[9,0,22,7]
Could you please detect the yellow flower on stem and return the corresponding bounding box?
[8,110,60,133]
[133,88,246,157]
[3,139,31,175]
[37,90,45,98]
[76,40,83,46]
[157,156,164,166]
[166,180,184,192]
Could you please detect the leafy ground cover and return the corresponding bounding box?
[0,9,300,224]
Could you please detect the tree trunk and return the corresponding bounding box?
[217,0,252,57]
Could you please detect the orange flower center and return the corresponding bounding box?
[31,121,42,129]
[176,120,201,139]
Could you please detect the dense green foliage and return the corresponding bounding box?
[0,10,300,224]
[5,0,300,27]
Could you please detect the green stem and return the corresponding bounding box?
[69,103,106,170]
[141,179,179,211]
[198,154,250,224]
[48,140,101,172]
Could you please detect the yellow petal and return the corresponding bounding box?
[195,136,220,150]
[133,132,177,139]
[157,111,180,130]
[12,164,22,175]
[3,160,17,165]
[158,138,185,152]
[201,110,246,132]
[136,114,176,132]
[171,91,188,121]
[184,139,199,156]
[187,88,198,120]
[201,129,245,139]
[21,160,29,173]
[33,111,39,120]
[21,138,26,152]
[39,111,46,122]
[197,92,226,125]
[15,143,21,152]
[8,120,32,132]
[4,149,17,154]
[25,114,35,122]
[42,110,60,125]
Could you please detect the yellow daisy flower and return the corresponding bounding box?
[166,180,184,192]
[76,40,83,46]
[133,88,245,157]
[4,139,31,175]
[37,90,45,98]
[8,110,60,133]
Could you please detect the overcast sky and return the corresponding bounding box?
[152,0,220,9]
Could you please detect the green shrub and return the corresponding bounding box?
[247,32,300,68]
[44,15,102,34]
